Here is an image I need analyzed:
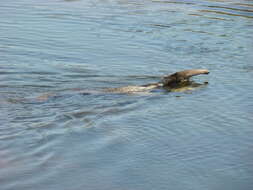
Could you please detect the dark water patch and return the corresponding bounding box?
[71,110,97,118]
[242,65,253,73]
[150,23,172,28]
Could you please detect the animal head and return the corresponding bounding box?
[161,69,209,86]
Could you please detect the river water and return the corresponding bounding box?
[0,0,253,189]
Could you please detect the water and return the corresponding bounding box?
[0,0,253,189]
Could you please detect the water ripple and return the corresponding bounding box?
[1,0,253,189]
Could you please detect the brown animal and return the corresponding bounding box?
[105,69,209,93]
[34,69,209,101]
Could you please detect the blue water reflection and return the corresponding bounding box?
[0,0,253,190]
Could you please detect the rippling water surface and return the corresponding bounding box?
[1,0,253,189]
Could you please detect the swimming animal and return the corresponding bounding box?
[105,69,209,93]
[33,69,209,101]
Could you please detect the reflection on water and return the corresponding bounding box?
[0,0,253,190]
